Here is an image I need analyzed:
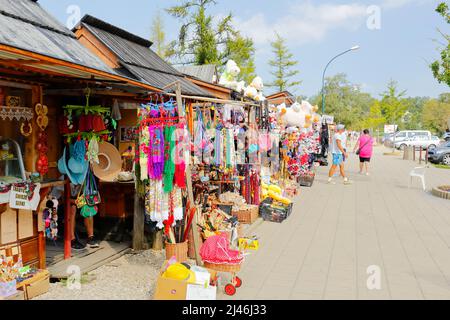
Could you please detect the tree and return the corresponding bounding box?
[402,96,429,129]
[166,0,255,70]
[361,100,386,132]
[311,73,373,129]
[267,33,301,92]
[430,2,450,86]
[224,34,256,83]
[422,98,450,134]
[150,10,173,60]
[379,80,408,126]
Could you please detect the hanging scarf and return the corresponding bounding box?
[148,126,164,180]
[214,125,223,167]
[139,126,150,181]
[225,128,236,169]
[163,126,176,193]
[174,124,187,189]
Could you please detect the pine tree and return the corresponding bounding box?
[150,10,173,60]
[166,0,256,78]
[224,34,256,83]
[268,33,301,92]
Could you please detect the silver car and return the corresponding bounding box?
[428,141,450,165]
[395,135,441,150]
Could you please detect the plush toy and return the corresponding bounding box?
[277,102,306,128]
[244,76,265,101]
[219,60,246,92]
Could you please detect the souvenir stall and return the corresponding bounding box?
[0,81,65,300]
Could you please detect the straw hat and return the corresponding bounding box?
[91,142,122,182]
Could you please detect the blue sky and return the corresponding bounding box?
[39,0,449,99]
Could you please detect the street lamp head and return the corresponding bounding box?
[350,45,360,51]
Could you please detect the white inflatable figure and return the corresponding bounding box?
[276,102,306,128]
[244,86,258,99]
[286,102,306,128]
[244,76,265,101]
[219,60,243,92]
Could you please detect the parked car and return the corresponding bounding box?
[428,141,450,165]
[384,130,431,147]
[443,132,450,141]
[395,135,441,150]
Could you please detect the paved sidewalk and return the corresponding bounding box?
[220,146,450,300]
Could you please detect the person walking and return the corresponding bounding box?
[353,129,373,175]
[328,124,351,185]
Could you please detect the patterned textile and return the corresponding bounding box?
[174,124,187,189]
[200,233,244,265]
[148,126,164,180]
[139,126,150,181]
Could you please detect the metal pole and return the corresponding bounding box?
[321,48,354,115]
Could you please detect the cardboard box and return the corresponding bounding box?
[0,207,17,244]
[0,290,25,300]
[153,263,217,300]
[17,270,50,300]
[18,209,33,240]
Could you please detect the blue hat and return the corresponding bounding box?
[58,146,88,185]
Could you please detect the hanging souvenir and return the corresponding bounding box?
[148,126,164,180]
[174,124,187,189]
[163,125,176,193]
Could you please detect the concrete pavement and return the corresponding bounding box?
[219,146,450,300]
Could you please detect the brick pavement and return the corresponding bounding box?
[219,146,450,300]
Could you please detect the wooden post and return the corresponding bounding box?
[152,230,163,250]
[63,179,71,259]
[132,193,145,250]
[175,83,202,266]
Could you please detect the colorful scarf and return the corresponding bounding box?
[139,128,150,181]
[163,126,176,193]
[174,124,187,189]
[148,126,164,180]
[214,126,223,166]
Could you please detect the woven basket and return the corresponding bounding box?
[232,205,259,224]
[203,261,242,273]
[165,241,188,262]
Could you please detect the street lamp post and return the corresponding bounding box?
[321,45,360,115]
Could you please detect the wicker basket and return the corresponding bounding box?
[165,241,188,262]
[298,173,315,187]
[203,261,242,273]
[232,205,259,224]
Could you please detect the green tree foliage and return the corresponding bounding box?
[401,97,429,129]
[422,97,450,135]
[166,0,256,81]
[223,34,256,83]
[267,33,301,92]
[150,11,174,60]
[378,80,408,125]
[361,100,386,131]
[311,73,373,129]
[430,2,450,86]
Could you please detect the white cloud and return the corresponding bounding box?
[234,0,432,47]
[235,2,368,46]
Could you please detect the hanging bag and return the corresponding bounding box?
[84,168,101,206]
[75,181,86,209]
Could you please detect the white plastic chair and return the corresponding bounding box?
[409,166,427,191]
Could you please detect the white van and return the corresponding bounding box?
[385,130,431,147]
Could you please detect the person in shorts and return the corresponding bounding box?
[328,124,351,185]
[353,129,373,175]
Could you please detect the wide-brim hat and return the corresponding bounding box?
[91,142,122,182]
[58,146,88,185]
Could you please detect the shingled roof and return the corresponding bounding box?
[0,0,114,74]
[77,15,213,97]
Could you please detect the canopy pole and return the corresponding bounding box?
[174,82,202,266]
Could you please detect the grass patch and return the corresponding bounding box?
[433,164,450,169]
